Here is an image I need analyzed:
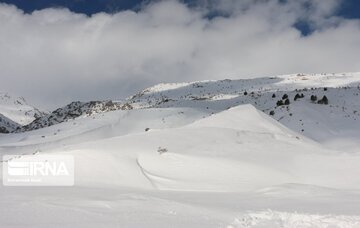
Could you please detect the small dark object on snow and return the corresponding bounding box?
[244,91,248,96]
[311,95,317,102]
[0,127,9,134]
[269,110,275,116]
[157,147,168,154]
[317,95,329,105]
[272,94,276,98]
[282,94,288,100]
[284,98,290,105]
[145,128,150,132]
[276,100,284,106]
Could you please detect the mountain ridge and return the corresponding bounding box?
[1,72,360,141]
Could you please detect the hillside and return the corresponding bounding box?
[127,73,360,152]
[0,113,20,133]
[0,73,360,227]
[20,100,133,131]
[1,102,360,227]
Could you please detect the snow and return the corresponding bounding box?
[0,92,44,133]
[0,113,20,133]
[229,210,360,228]
[0,73,360,227]
[127,73,360,153]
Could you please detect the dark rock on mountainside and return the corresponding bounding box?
[0,114,21,133]
[20,100,133,131]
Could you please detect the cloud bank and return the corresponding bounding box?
[0,0,360,109]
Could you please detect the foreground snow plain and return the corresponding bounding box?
[1,73,360,227]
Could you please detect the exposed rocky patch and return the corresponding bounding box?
[20,100,133,131]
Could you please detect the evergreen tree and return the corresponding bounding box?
[322,95,329,104]
[318,95,329,105]
[311,95,317,102]
[276,100,284,106]
[284,98,290,105]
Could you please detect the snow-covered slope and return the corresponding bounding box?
[0,92,44,133]
[127,72,360,152]
[16,72,360,143]
[1,73,360,227]
[1,103,360,227]
[1,104,360,190]
[0,113,20,133]
[0,107,209,151]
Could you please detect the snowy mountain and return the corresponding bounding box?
[0,92,45,133]
[127,72,360,151]
[1,73,360,227]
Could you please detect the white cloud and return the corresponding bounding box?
[0,0,359,109]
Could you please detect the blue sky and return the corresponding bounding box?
[1,0,360,17]
[0,0,360,108]
[0,0,144,14]
[1,0,360,36]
